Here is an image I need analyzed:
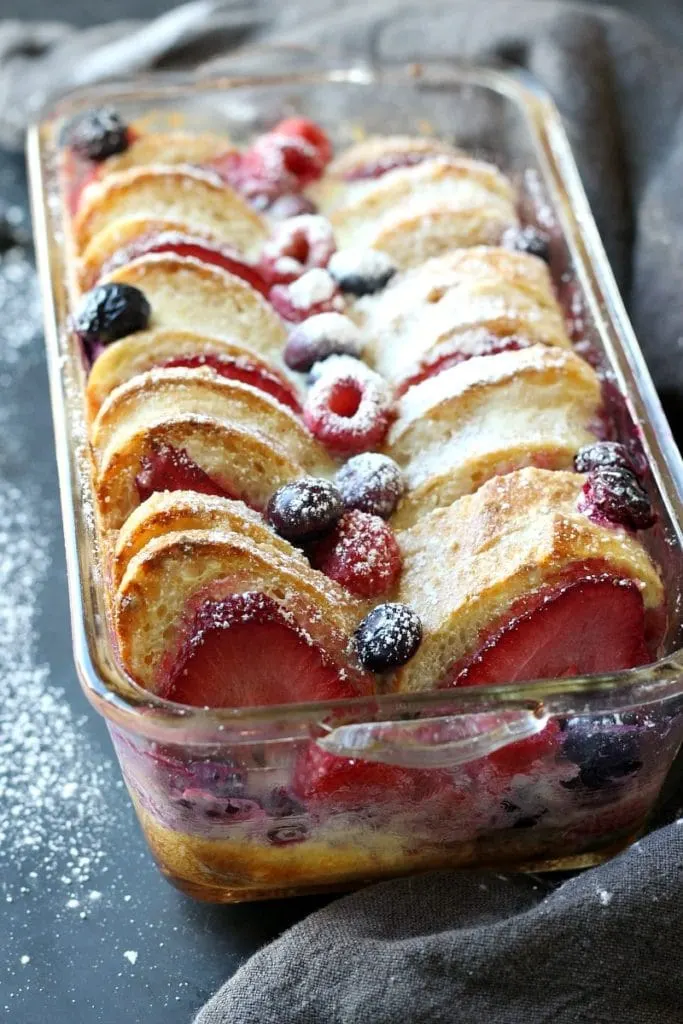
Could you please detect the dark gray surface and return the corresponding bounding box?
[0,150,332,1023]
[1,2,682,1023]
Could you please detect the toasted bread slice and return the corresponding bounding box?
[95,416,306,535]
[112,491,305,588]
[98,255,286,363]
[387,346,602,527]
[396,469,663,692]
[361,247,571,387]
[330,158,517,268]
[98,131,234,176]
[78,216,222,291]
[310,135,460,211]
[91,366,329,473]
[115,527,369,695]
[73,165,267,256]
[85,329,301,420]
[92,367,332,532]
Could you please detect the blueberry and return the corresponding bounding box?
[503,225,551,263]
[73,282,151,352]
[336,453,405,519]
[562,720,642,790]
[266,477,344,542]
[284,312,363,372]
[328,247,397,296]
[582,467,655,531]
[67,108,130,161]
[574,441,636,475]
[354,603,423,672]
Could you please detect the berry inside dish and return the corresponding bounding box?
[50,94,683,902]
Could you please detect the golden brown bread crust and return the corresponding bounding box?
[77,216,223,291]
[325,135,461,179]
[360,247,571,386]
[85,329,301,420]
[73,165,267,256]
[387,345,602,526]
[395,468,664,692]
[115,528,367,692]
[95,416,306,534]
[99,254,286,363]
[97,132,233,176]
[91,366,328,473]
[330,158,518,269]
[112,491,305,588]
[310,136,462,212]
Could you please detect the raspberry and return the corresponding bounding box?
[274,117,333,166]
[259,215,336,286]
[303,356,394,455]
[269,268,344,323]
[310,510,402,598]
[253,132,325,188]
[284,313,363,372]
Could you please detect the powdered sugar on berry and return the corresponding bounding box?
[287,268,339,309]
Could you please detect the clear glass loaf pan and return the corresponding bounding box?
[28,63,683,902]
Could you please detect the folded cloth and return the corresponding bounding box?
[2,1,683,1021]
[197,825,683,1024]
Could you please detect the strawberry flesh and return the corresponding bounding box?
[451,576,650,687]
[397,335,527,395]
[164,592,361,708]
[135,443,236,504]
[162,353,301,413]
[98,232,271,297]
[293,742,436,810]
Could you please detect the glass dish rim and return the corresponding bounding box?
[27,60,683,747]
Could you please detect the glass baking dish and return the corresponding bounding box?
[27,62,683,902]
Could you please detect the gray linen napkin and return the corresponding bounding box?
[3,2,683,1021]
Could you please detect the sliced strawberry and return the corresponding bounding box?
[135,443,235,504]
[487,718,562,775]
[164,592,362,708]
[98,232,271,297]
[273,118,333,166]
[452,576,650,688]
[161,353,301,414]
[397,335,527,396]
[293,742,433,810]
[310,510,402,598]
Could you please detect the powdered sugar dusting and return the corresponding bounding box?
[287,268,338,309]
[0,246,123,906]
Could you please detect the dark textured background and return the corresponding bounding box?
[0,2,681,1023]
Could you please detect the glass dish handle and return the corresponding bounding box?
[317,709,549,769]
